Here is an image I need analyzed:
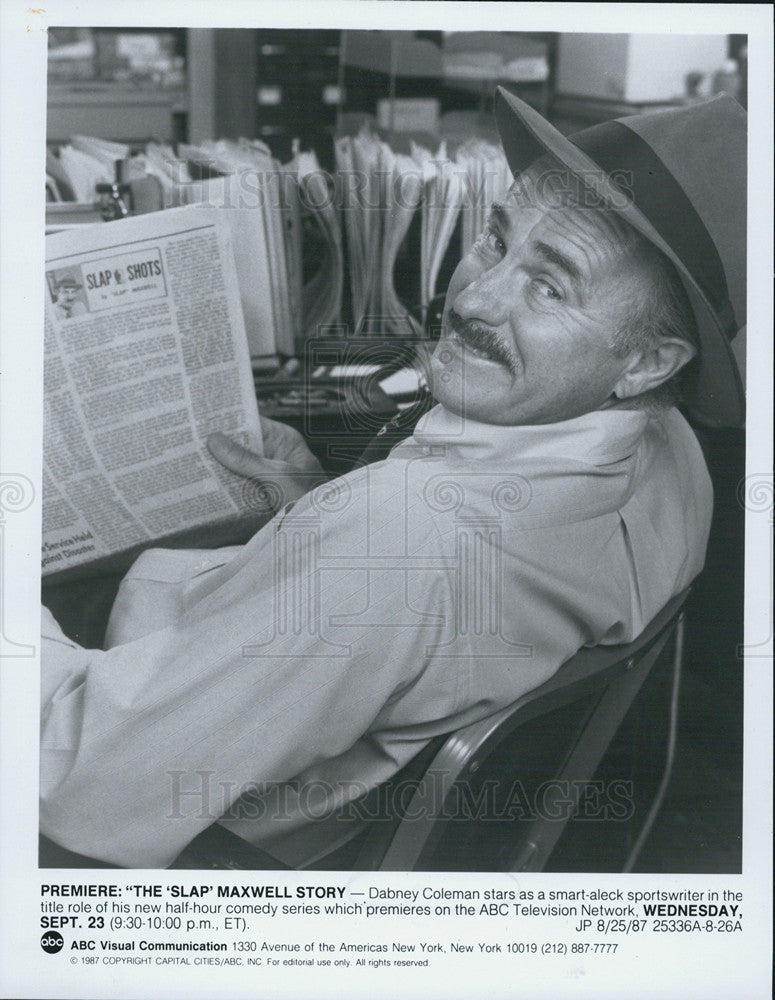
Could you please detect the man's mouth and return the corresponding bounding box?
[447,330,498,362]
[442,310,520,376]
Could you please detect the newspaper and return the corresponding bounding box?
[42,205,262,577]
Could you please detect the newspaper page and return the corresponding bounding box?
[0,4,773,1000]
[43,206,263,577]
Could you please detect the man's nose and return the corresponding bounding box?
[451,261,513,329]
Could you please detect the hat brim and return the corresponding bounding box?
[494,88,744,428]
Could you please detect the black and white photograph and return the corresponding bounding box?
[1,3,772,998]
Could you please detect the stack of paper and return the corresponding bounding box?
[336,130,511,338]
[379,145,424,337]
[169,141,292,356]
[177,137,273,176]
[69,134,131,165]
[455,139,512,253]
[294,149,344,341]
[135,142,193,199]
[336,132,424,338]
[54,144,114,201]
[336,132,382,333]
[51,135,149,203]
[414,140,465,314]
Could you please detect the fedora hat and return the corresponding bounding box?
[56,274,82,290]
[494,88,746,427]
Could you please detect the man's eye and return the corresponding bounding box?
[533,278,562,300]
[475,225,506,256]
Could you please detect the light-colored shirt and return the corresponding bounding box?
[40,404,712,867]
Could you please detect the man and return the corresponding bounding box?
[40,90,745,868]
[51,274,87,320]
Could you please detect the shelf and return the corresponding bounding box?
[48,83,186,108]
[47,84,188,144]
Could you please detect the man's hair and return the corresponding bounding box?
[609,233,698,411]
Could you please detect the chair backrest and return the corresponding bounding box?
[356,588,690,871]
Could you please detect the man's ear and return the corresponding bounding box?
[613,338,697,400]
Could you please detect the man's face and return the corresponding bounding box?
[429,164,654,425]
[57,285,77,308]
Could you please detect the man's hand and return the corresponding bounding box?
[207,418,327,512]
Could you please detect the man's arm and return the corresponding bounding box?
[40,478,453,868]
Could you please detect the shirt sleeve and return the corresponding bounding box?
[104,546,243,646]
[40,477,455,868]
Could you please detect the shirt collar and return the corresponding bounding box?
[410,404,650,468]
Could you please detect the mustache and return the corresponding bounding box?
[446,309,520,376]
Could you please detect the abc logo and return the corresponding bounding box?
[40,930,64,954]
